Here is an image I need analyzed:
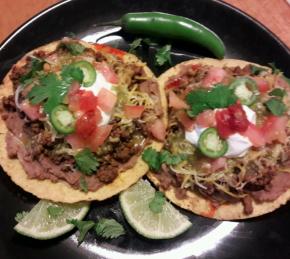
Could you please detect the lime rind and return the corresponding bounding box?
[120,179,192,239]
[14,200,90,240]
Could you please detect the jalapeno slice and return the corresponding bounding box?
[229,77,258,106]
[50,105,75,134]
[198,128,228,158]
[72,61,96,87]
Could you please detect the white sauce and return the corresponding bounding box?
[185,105,257,158]
[80,71,116,126]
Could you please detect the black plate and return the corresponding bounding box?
[1,0,290,259]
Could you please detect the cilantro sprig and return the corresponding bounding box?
[269,88,286,98]
[149,191,166,214]
[20,58,44,85]
[265,98,286,116]
[67,218,125,245]
[75,148,99,175]
[186,85,237,117]
[142,147,186,172]
[63,42,86,55]
[27,65,83,114]
[250,65,267,76]
[155,45,172,66]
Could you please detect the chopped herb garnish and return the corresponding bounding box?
[75,148,99,175]
[20,58,44,85]
[186,85,237,117]
[27,65,83,114]
[269,88,286,98]
[95,218,125,239]
[129,38,143,53]
[67,219,95,245]
[15,211,28,223]
[142,147,186,172]
[47,205,64,218]
[155,44,172,66]
[63,42,86,55]
[265,98,286,116]
[268,62,281,74]
[79,176,88,193]
[250,65,267,76]
[149,191,166,214]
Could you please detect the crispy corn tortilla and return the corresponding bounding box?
[0,40,167,203]
[148,58,290,220]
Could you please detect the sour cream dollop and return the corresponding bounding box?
[80,71,116,125]
[185,105,256,158]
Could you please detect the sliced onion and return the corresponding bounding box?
[14,84,23,110]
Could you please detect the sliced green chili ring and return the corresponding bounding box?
[72,61,96,87]
[50,105,76,134]
[198,128,228,158]
[229,77,259,106]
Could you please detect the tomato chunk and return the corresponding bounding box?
[95,62,118,84]
[94,43,126,59]
[253,77,269,93]
[210,157,227,172]
[168,91,189,109]
[166,77,186,90]
[76,110,101,139]
[97,88,117,113]
[149,119,166,141]
[202,67,227,87]
[242,123,265,147]
[79,91,98,112]
[177,111,195,131]
[196,110,216,128]
[66,133,86,149]
[262,115,287,144]
[88,124,113,150]
[124,105,145,119]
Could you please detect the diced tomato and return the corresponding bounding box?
[78,91,98,112]
[95,62,118,84]
[124,105,145,119]
[196,110,216,128]
[168,91,189,109]
[97,88,117,113]
[210,157,227,172]
[262,115,288,144]
[19,101,42,121]
[216,103,249,139]
[242,123,266,147]
[176,111,195,131]
[165,77,186,90]
[75,110,101,139]
[66,133,86,149]
[149,119,166,141]
[87,124,113,150]
[276,76,290,89]
[94,43,126,59]
[202,67,227,87]
[253,77,269,93]
[68,81,81,96]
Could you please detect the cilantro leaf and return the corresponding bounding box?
[15,211,28,223]
[207,85,237,108]
[142,148,185,172]
[47,205,64,218]
[155,45,172,66]
[95,218,125,239]
[269,88,286,98]
[63,42,86,55]
[268,62,281,74]
[265,98,286,116]
[250,65,267,76]
[20,58,44,85]
[149,191,165,214]
[186,85,237,117]
[67,219,95,245]
[75,148,99,175]
[129,38,143,53]
[61,65,84,84]
[142,147,162,171]
[80,176,88,193]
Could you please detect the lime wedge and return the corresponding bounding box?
[119,179,192,239]
[14,200,90,240]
